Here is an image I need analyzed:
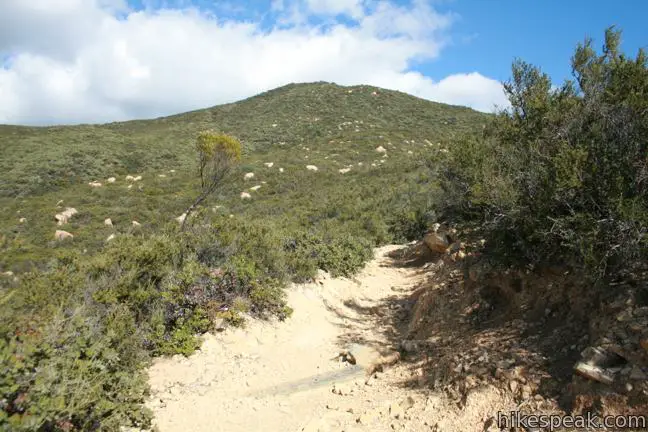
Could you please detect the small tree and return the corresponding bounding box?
[181,131,241,231]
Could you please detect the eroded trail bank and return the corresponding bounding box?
[145,245,513,432]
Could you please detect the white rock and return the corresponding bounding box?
[306,165,318,171]
[264,162,274,168]
[244,172,255,180]
[104,218,113,227]
[240,192,252,199]
[55,208,78,226]
[54,230,74,241]
[249,185,262,191]
[106,233,116,242]
[88,181,102,187]
[132,221,141,227]
[375,146,387,153]
[107,177,116,183]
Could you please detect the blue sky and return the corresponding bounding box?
[429,0,647,83]
[0,0,645,125]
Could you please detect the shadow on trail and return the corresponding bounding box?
[322,243,592,412]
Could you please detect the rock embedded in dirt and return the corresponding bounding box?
[401,396,415,411]
[423,232,451,254]
[400,340,418,353]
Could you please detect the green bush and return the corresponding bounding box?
[0,306,152,431]
[442,27,648,281]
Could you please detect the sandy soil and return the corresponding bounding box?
[145,245,513,432]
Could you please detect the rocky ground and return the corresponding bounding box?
[142,238,648,432]
[143,245,518,432]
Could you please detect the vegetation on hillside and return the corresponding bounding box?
[0,83,485,430]
[4,26,641,429]
[0,82,483,271]
[441,27,647,284]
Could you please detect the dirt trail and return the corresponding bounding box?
[145,245,512,432]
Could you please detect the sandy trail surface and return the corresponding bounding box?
[146,245,511,432]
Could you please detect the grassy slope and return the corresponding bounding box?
[0,81,487,271]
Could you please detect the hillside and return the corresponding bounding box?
[0,82,487,271]
[0,82,491,430]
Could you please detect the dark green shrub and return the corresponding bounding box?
[442,27,648,280]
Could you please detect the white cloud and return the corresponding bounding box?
[0,0,508,125]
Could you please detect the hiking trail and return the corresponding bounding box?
[145,245,511,432]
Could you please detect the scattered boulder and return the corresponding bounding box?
[339,168,351,174]
[244,172,255,180]
[125,175,135,181]
[175,213,187,224]
[278,168,284,173]
[106,234,116,242]
[158,174,167,178]
[88,181,102,187]
[264,162,274,168]
[375,146,387,153]
[306,165,318,171]
[169,169,176,173]
[132,221,141,227]
[249,185,262,191]
[240,192,252,199]
[104,218,113,227]
[107,177,116,183]
[54,230,73,241]
[55,208,78,226]
[18,217,26,224]
[133,175,142,181]
[423,223,454,254]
